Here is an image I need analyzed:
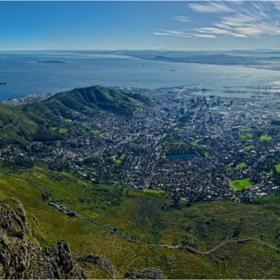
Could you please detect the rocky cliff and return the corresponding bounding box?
[0,198,85,279]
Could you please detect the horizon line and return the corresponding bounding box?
[0,48,279,52]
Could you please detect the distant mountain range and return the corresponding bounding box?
[67,50,280,71]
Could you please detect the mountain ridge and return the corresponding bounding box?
[0,85,147,147]
[23,85,141,118]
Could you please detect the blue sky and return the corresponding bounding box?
[1,1,280,50]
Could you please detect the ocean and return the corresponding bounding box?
[1,51,280,100]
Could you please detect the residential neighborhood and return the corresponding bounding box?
[2,86,280,204]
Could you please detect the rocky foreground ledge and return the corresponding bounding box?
[0,198,85,279]
[0,198,165,279]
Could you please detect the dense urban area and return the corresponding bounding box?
[2,86,280,204]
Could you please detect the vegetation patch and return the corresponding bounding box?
[203,151,210,158]
[135,107,144,112]
[260,135,273,141]
[275,164,280,172]
[191,141,198,147]
[240,132,254,139]
[65,119,72,123]
[238,162,247,168]
[115,159,122,165]
[93,129,102,135]
[243,145,255,150]
[144,189,165,195]
[59,128,68,134]
[230,178,252,190]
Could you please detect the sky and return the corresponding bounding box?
[1,1,280,50]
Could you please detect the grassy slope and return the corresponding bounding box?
[0,103,43,147]
[23,86,139,119]
[1,167,280,278]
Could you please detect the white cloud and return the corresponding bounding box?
[188,2,234,13]
[154,29,217,39]
[188,1,280,39]
[155,1,280,41]
[195,27,247,38]
[153,29,192,38]
[193,34,216,39]
[173,16,189,23]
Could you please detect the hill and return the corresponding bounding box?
[23,86,144,119]
[1,167,280,278]
[0,102,46,147]
[0,86,147,147]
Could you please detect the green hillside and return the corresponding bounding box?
[0,103,42,147]
[1,167,280,278]
[0,86,144,147]
[23,86,140,119]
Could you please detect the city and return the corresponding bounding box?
[2,86,280,204]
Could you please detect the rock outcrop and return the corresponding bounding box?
[0,198,165,279]
[78,254,117,279]
[0,198,85,279]
[123,268,166,279]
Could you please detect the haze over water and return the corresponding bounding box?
[1,51,280,100]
